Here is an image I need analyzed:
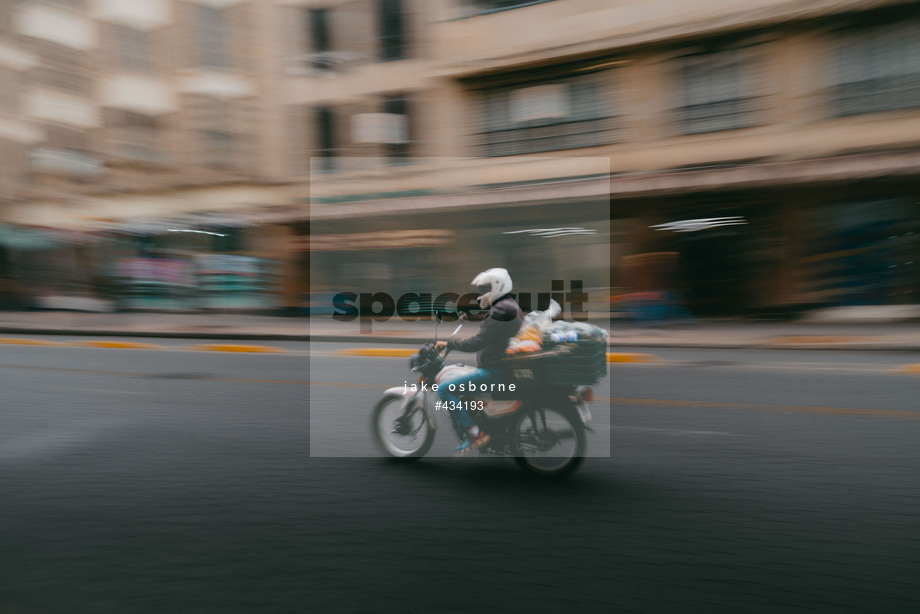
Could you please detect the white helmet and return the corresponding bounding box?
[472,268,512,309]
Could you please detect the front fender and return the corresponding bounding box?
[382,387,438,431]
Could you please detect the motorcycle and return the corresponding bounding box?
[370,311,594,478]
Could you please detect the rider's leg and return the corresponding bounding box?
[437,369,499,452]
[437,373,475,432]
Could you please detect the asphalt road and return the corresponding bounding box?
[1,340,919,613]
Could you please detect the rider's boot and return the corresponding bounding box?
[455,426,490,455]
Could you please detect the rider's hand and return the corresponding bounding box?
[435,341,449,353]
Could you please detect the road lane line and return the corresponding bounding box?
[306,386,919,420]
[210,377,310,385]
[0,365,149,378]
[188,344,286,353]
[1,364,914,421]
[760,335,876,345]
[0,338,67,346]
[612,425,740,436]
[0,364,310,385]
[334,348,416,357]
[609,397,920,420]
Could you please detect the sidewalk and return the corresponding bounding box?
[0,309,919,350]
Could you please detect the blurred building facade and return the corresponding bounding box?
[1,0,919,314]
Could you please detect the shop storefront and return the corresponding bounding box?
[306,190,611,321]
[100,217,286,312]
[801,196,920,308]
[0,224,98,311]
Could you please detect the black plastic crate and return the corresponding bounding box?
[504,339,607,386]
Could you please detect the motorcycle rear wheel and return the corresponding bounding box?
[511,406,586,478]
[371,393,435,459]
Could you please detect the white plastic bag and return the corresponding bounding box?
[506,299,562,354]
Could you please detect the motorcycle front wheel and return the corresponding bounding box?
[511,406,586,478]
[371,393,435,459]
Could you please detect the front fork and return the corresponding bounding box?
[382,385,439,432]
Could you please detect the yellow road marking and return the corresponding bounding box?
[335,349,659,362]
[607,352,659,363]
[73,340,164,350]
[0,337,290,353]
[189,344,286,353]
[898,364,920,374]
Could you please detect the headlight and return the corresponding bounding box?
[408,353,420,370]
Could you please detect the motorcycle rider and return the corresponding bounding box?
[436,268,523,454]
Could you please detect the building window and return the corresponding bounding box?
[0,67,17,112]
[109,111,160,163]
[676,46,762,135]
[349,96,412,163]
[315,107,336,171]
[379,0,407,61]
[30,126,101,178]
[203,129,234,168]
[476,74,616,157]
[114,25,151,72]
[383,95,410,162]
[829,20,920,117]
[308,8,332,69]
[0,0,13,34]
[46,65,89,95]
[186,96,254,170]
[35,45,90,96]
[0,141,26,198]
[198,5,228,68]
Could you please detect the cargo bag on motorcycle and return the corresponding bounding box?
[503,322,608,387]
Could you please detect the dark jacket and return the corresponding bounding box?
[447,294,523,370]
